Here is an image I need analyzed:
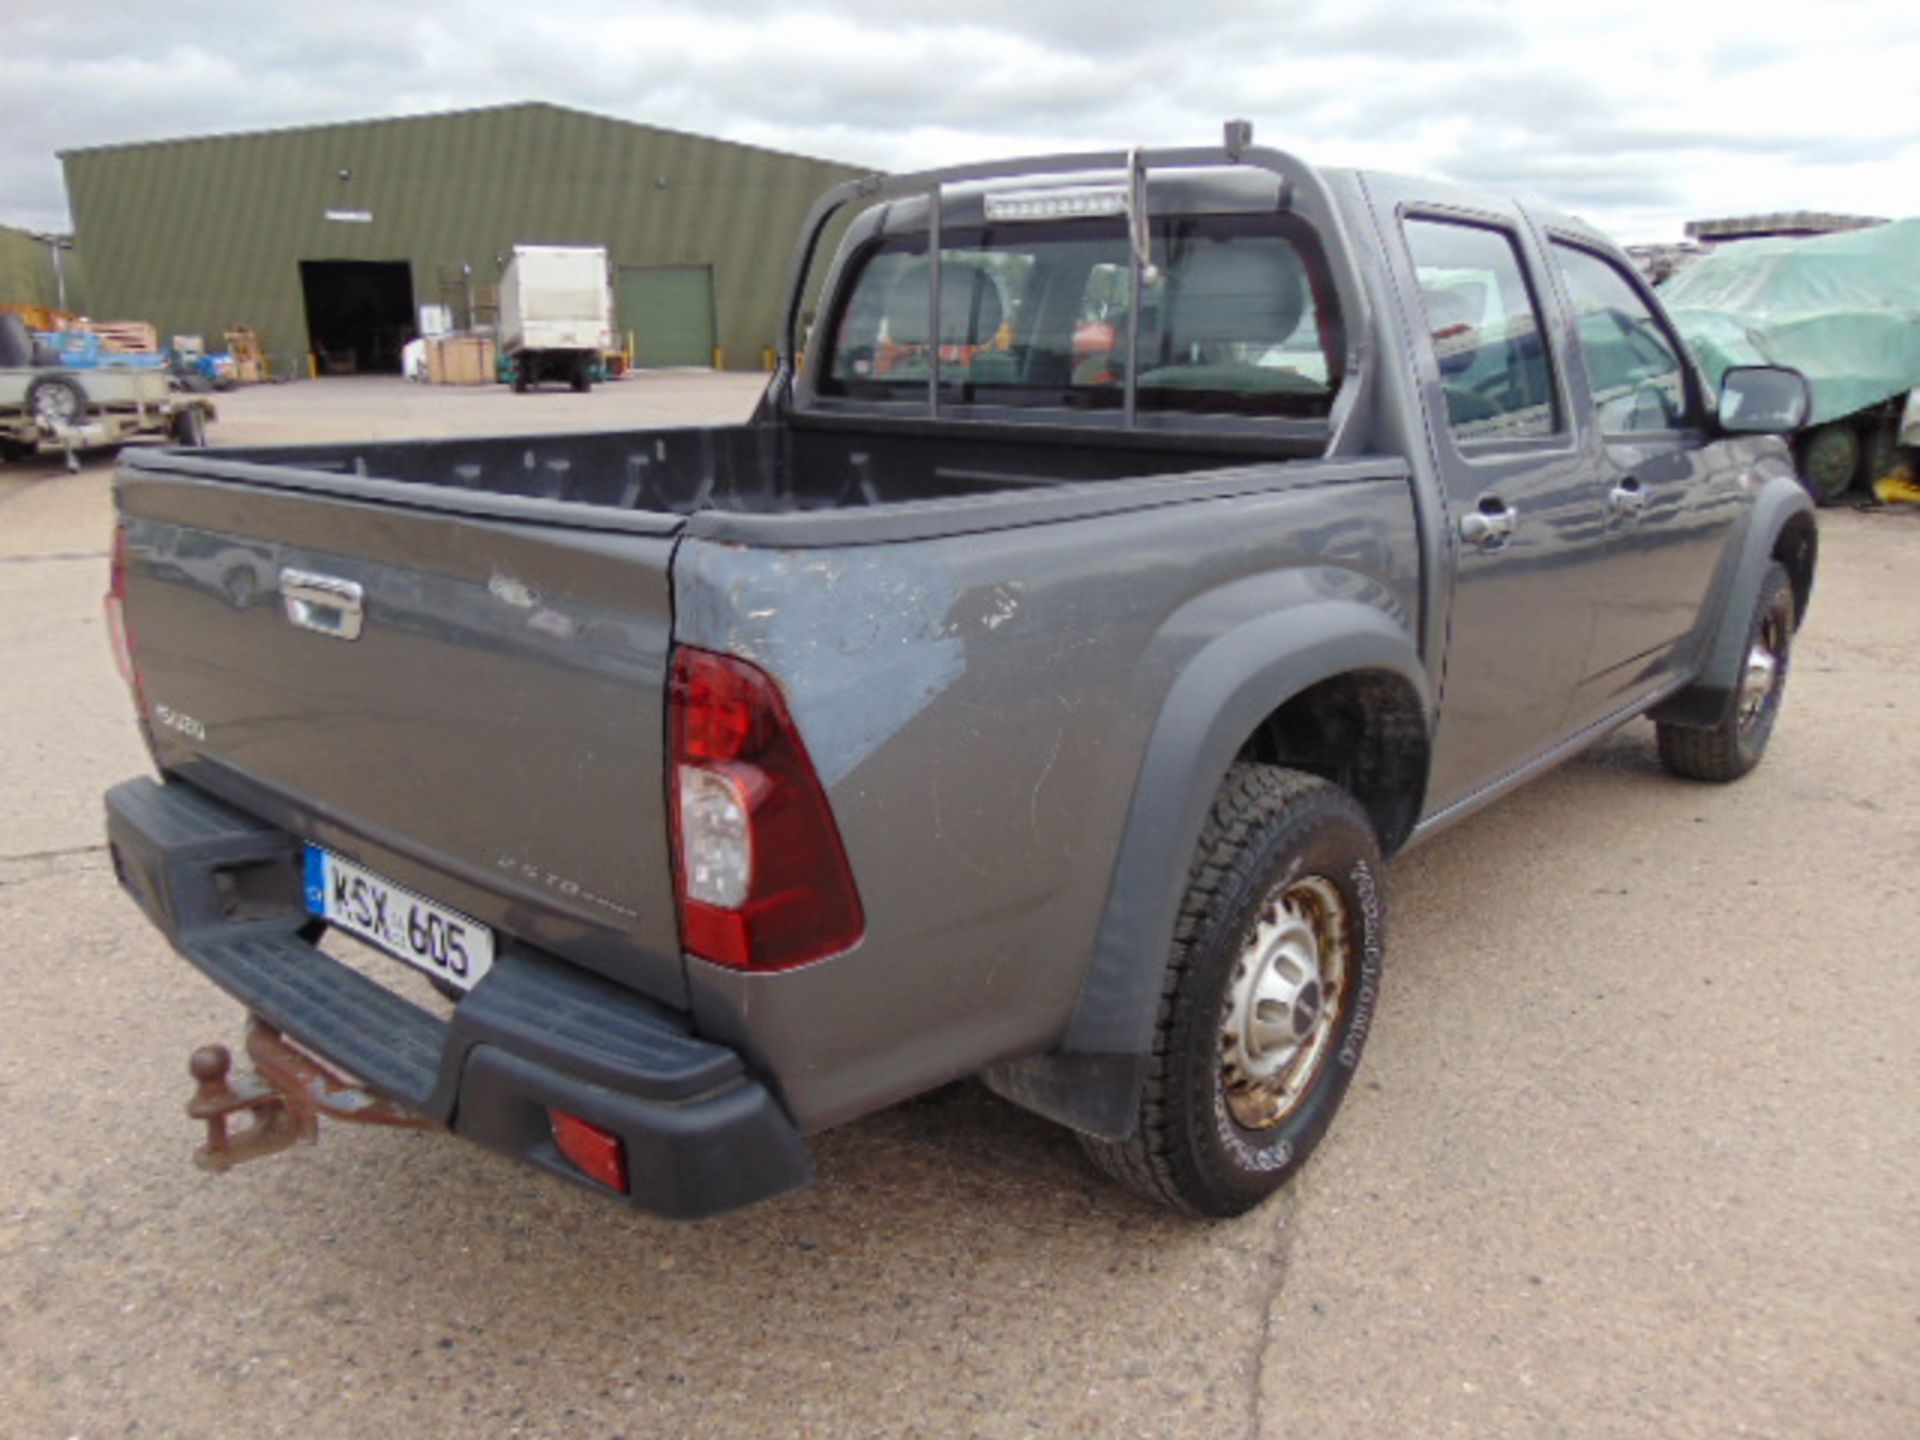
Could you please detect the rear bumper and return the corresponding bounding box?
[105,774,812,1220]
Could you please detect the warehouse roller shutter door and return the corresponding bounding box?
[619,265,716,368]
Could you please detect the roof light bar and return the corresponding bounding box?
[983,186,1127,222]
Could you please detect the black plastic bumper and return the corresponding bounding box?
[105,775,812,1220]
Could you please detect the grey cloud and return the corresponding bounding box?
[0,0,1915,240]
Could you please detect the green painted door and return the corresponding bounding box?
[618,265,715,368]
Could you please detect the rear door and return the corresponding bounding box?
[117,462,690,1005]
[1382,200,1610,810]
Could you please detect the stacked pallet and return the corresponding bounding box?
[224,327,264,383]
[425,335,496,385]
[92,320,158,354]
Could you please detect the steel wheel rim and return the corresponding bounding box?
[32,385,77,425]
[1738,598,1790,729]
[1220,874,1350,1130]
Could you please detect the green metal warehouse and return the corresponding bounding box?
[60,102,867,374]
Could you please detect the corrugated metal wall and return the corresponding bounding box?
[0,223,82,312]
[62,103,865,370]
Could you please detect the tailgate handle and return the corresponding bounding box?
[280,569,364,641]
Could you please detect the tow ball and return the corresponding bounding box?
[187,1020,432,1172]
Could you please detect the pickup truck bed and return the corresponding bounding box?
[197,415,1322,513]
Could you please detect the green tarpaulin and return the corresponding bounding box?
[1661,218,1920,426]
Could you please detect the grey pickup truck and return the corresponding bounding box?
[105,130,1818,1220]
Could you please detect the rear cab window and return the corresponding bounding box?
[820,211,1345,420]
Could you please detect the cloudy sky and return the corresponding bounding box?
[3,0,1917,243]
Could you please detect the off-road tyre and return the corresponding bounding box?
[1656,562,1795,782]
[1796,424,1859,506]
[1080,764,1385,1218]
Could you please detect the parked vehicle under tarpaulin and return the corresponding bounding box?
[1662,218,1920,502]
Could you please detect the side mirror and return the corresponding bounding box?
[1717,365,1812,435]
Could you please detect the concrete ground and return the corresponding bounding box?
[1,374,1915,1439]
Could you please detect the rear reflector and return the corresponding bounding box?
[549,1108,628,1193]
[669,647,864,972]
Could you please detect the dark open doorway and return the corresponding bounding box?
[299,260,415,374]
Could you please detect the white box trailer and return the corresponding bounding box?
[498,245,615,393]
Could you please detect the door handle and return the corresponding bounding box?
[1459,497,1517,550]
[280,568,364,641]
[1609,477,1648,516]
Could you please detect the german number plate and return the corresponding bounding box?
[304,846,495,992]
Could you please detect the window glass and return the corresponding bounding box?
[1403,218,1558,442]
[822,212,1342,418]
[1551,242,1690,432]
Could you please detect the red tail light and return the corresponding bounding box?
[106,522,136,687]
[669,647,864,971]
[107,521,160,760]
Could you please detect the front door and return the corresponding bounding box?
[1393,210,1610,810]
[1543,240,1741,722]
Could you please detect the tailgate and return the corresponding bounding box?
[115,459,689,1006]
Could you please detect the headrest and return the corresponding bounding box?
[886,262,1004,347]
[1164,241,1307,352]
[1421,281,1484,337]
[1422,281,1488,375]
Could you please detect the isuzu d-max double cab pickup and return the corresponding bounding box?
[105,133,1818,1219]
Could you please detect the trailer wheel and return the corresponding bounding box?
[25,372,89,430]
[1796,424,1859,506]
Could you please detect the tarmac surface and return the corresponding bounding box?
[2,374,1916,1439]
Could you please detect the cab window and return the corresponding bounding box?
[1403,217,1559,443]
[1550,242,1692,433]
[821,211,1344,419]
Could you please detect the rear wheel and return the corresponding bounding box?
[1080,764,1385,1217]
[171,408,208,448]
[1656,562,1795,782]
